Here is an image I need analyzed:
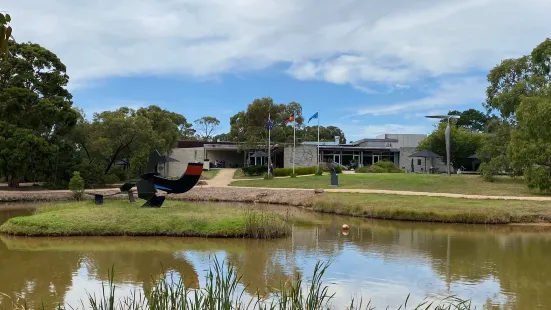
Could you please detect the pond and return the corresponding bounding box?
[1,202,551,309]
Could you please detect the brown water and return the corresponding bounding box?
[1,203,551,309]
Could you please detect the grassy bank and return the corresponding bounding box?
[304,193,551,224]
[0,200,290,238]
[230,173,539,197]
[1,257,472,310]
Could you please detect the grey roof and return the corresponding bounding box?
[408,149,442,158]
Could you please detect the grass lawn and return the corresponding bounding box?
[0,200,289,238]
[201,169,220,180]
[308,192,551,224]
[231,173,540,197]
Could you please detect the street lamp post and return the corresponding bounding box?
[425,115,460,175]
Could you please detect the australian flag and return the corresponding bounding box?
[267,118,273,131]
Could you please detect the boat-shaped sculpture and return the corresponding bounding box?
[119,149,203,207]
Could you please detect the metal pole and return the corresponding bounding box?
[445,117,451,175]
[317,111,320,169]
[268,113,271,176]
[293,114,296,175]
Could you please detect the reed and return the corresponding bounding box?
[244,209,291,239]
[2,257,473,310]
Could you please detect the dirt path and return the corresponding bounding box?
[228,186,551,201]
[204,169,237,187]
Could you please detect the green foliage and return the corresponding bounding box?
[274,167,316,177]
[525,165,551,192]
[194,116,220,141]
[480,38,551,188]
[0,13,13,60]
[68,171,85,200]
[315,167,323,176]
[242,165,267,176]
[442,109,491,132]
[355,160,403,173]
[418,122,483,169]
[0,42,79,187]
[509,90,551,190]
[263,172,274,180]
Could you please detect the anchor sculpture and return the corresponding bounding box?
[91,149,203,208]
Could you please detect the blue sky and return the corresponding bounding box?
[5,0,551,141]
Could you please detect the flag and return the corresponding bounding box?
[267,118,273,130]
[308,112,318,123]
[285,113,295,123]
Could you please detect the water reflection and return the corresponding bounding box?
[1,204,551,309]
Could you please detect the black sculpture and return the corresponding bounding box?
[90,150,203,208]
[119,150,204,208]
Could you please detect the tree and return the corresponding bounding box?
[0,42,79,187]
[301,125,346,143]
[212,133,230,142]
[0,13,13,59]
[441,109,490,132]
[194,116,220,141]
[479,38,551,185]
[417,122,483,170]
[508,88,551,191]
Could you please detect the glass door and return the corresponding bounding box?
[372,155,380,164]
[333,154,341,164]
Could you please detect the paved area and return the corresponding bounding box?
[203,168,237,187]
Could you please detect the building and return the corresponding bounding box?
[284,133,447,173]
[167,134,448,177]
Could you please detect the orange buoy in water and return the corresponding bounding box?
[342,224,349,230]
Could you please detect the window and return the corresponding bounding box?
[417,159,422,165]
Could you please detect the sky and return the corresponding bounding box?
[4,0,551,141]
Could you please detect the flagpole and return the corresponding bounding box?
[293,113,296,175]
[317,111,320,169]
[268,113,271,176]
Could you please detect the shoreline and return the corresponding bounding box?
[2,187,551,225]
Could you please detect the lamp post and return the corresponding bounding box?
[425,115,460,175]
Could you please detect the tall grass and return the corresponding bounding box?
[244,210,291,239]
[3,257,473,310]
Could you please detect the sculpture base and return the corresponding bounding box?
[330,173,339,186]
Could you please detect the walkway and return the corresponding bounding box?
[203,169,236,187]
[203,169,551,201]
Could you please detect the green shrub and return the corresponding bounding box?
[525,165,551,192]
[242,165,268,176]
[290,173,297,178]
[321,163,342,174]
[315,167,323,176]
[68,171,85,200]
[274,167,316,177]
[263,172,274,180]
[355,160,403,173]
[102,173,120,185]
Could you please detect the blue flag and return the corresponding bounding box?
[308,112,319,123]
[267,118,273,130]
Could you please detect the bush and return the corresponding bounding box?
[355,160,403,173]
[242,165,268,176]
[263,172,274,180]
[68,171,85,200]
[102,173,120,185]
[315,167,323,176]
[320,163,343,174]
[525,165,551,192]
[274,166,316,177]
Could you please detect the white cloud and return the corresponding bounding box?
[4,0,550,88]
[356,77,486,116]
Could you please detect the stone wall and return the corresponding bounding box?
[283,145,318,168]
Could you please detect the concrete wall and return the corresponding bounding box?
[284,145,318,168]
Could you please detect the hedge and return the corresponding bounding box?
[355,160,404,173]
[274,166,316,177]
[242,165,268,176]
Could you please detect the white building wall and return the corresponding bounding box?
[167,147,204,177]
